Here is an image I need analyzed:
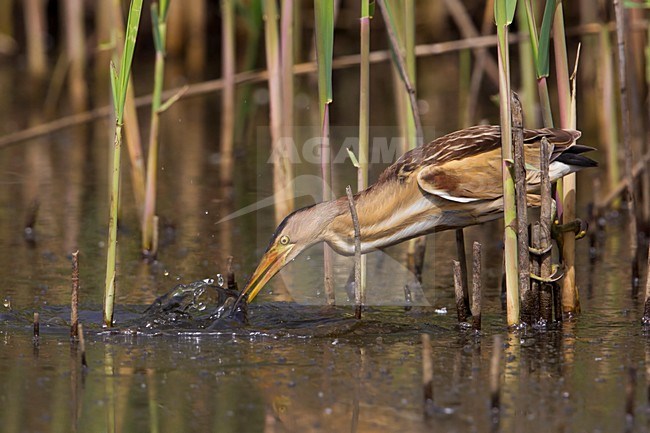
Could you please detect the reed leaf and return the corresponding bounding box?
[314,0,334,112]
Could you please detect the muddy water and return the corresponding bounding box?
[1,52,649,432]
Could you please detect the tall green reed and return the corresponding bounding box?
[314,0,336,304]
[112,0,147,220]
[495,0,519,327]
[103,0,143,327]
[142,0,171,258]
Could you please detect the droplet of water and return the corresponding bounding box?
[2,298,10,309]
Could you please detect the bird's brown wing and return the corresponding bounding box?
[416,146,505,202]
[415,128,581,202]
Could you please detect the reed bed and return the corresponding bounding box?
[2,1,649,330]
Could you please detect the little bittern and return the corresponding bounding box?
[239,125,596,303]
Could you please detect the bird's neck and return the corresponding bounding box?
[322,180,433,255]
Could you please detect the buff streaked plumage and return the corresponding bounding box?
[238,125,597,303]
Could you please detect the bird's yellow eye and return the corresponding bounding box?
[279,235,290,245]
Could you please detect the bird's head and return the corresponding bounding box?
[236,202,341,304]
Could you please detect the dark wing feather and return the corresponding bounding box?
[378,126,583,185]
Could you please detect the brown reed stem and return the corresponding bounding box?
[614,0,640,293]
[63,0,88,113]
[512,93,532,325]
[421,333,433,413]
[471,241,482,331]
[455,229,470,311]
[452,260,469,323]
[71,250,79,339]
[24,0,47,81]
[219,0,236,185]
[346,185,363,320]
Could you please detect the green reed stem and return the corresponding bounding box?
[314,0,335,304]
[357,0,371,305]
[142,0,170,258]
[495,0,519,327]
[104,0,143,327]
[553,1,580,315]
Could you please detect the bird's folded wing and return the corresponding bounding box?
[416,148,504,202]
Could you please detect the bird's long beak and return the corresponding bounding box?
[235,244,294,306]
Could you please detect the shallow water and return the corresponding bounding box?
[1,43,649,432]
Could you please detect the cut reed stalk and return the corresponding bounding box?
[452,260,469,323]
[471,241,482,331]
[346,186,363,319]
[455,229,470,310]
[512,93,533,324]
[103,0,144,327]
[219,0,236,186]
[314,0,336,305]
[71,250,79,339]
[142,0,171,258]
[495,0,519,327]
[613,0,640,293]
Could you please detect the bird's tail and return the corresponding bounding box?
[555,144,598,168]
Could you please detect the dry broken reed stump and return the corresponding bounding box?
[471,241,482,331]
[421,333,434,415]
[453,260,469,323]
[71,250,79,339]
